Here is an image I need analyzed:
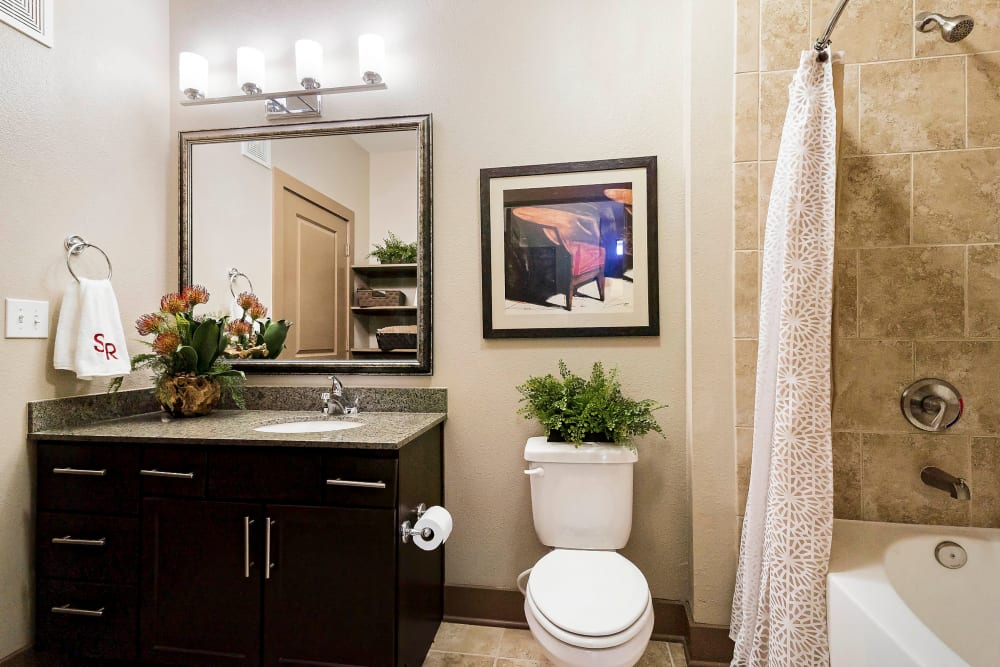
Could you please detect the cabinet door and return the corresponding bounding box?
[263,505,396,667]
[141,498,261,666]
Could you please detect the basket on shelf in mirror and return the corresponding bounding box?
[110,285,246,417]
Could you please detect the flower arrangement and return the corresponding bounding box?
[517,360,664,448]
[114,285,245,417]
[223,291,292,360]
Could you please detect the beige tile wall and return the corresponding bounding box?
[734,0,1000,526]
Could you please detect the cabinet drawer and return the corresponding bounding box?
[37,512,138,584]
[323,454,397,508]
[37,443,139,515]
[141,447,207,497]
[208,449,322,503]
[36,580,137,661]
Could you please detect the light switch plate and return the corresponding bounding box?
[5,298,49,338]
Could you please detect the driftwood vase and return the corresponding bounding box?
[157,375,221,417]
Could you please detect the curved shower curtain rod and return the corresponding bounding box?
[813,0,851,61]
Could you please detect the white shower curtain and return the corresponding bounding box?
[730,51,837,667]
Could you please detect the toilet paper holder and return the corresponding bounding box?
[400,503,433,544]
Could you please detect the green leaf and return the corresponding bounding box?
[261,319,292,359]
[191,319,222,373]
[175,345,199,373]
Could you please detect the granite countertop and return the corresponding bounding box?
[29,410,447,450]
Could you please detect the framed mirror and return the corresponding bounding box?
[179,114,432,374]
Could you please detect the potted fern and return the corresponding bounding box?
[516,360,664,449]
[369,231,418,264]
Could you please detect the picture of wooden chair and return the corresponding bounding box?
[505,204,606,311]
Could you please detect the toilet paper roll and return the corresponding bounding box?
[412,505,452,551]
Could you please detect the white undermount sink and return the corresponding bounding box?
[254,420,364,434]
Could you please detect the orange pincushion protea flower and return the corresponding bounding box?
[135,313,166,336]
[152,331,181,355]
[248,302,268,320]
[227,320,253,336]
[236,292,260,310]
[182,284,210,306]
[160,292,188,314]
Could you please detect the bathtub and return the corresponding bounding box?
[828,519,1000,667]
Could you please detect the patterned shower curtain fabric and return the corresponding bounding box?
[730,50,837,667]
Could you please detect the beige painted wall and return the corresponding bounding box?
[0,0,170,658]
[170,0,692,604]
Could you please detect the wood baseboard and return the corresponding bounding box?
[443,585,734,664]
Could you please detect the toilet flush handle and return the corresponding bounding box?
[523,467,544,477]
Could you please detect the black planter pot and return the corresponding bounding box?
[546,431,611,444]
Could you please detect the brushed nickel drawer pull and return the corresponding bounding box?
[51,604,104,618]
[140,469,195,479]
[243,516,254,578]
[265,518,275,580]
[52,467,107,477]
[52,536,106,547]
[326,478,386,489]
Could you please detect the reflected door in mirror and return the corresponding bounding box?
[273,169,351,360]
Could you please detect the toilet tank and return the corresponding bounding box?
[523,436,637,550]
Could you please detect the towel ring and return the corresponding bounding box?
[64,235,112,282]
[228,268,254,297]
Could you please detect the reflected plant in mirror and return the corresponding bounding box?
[180,115,433,375]
[222,291,292,360]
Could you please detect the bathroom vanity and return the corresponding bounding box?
[29,406,445,667]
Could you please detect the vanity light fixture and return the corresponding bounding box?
[178,35,387,121]
[236,46,266,95]
[179,52,208,100]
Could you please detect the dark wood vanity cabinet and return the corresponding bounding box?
[34,426,444,667]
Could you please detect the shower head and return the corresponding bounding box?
[915,12,975,42]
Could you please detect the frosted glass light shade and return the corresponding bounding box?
[178,52,208,99]
[236,46,265,94]
[295,39,323,88]
[358,34,385,84]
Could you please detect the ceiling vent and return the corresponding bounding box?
[0,0,53,47]
[241,140,272,168]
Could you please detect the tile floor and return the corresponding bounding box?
[424,622,687,666]
[3,622,688,666]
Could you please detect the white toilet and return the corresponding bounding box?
[520,436,654,667]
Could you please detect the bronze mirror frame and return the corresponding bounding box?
[179,114,433,375]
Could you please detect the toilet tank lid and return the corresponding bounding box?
[524,436,638,463]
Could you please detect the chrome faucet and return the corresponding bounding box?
[921,466,971,500]
[321,375,347,416]
[320,375,359,416]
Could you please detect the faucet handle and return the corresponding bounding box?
[328,375,344,396]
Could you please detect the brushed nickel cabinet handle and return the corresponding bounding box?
[52,467,106,477]
[265,518,275,580]
[52,536,106,547]
[140,469,195,479]
[243,516,254,578]
[51,604,104,618]
[325,478,386,489]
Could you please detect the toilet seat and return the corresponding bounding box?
[526,549,652,650]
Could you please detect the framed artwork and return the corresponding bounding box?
[480,156,659,338]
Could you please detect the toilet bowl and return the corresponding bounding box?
[522,549,653,667]
[521,437,653,666]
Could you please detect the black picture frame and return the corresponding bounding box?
[480,156,659,339]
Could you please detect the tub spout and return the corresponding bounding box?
[920,466,971,500]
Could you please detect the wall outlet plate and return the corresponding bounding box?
[5,298,49,338]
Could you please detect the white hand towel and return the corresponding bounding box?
[53,282,81,372]
[54,278,131,380]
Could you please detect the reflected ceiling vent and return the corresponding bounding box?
[241,140,272,169]
[0,0,53,47]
